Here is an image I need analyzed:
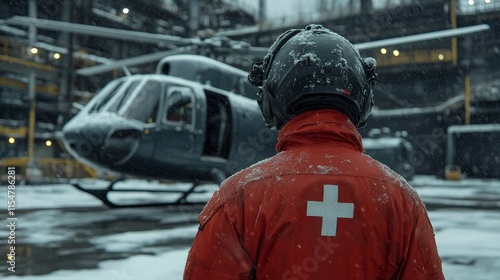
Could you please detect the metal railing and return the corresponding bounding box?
[0,157,96,184]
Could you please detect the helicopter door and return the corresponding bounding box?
[202,91,231,159]
[159,86,200,159]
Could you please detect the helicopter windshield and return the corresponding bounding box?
[108,81,141,113]
[164,87,194,125]
[90,80,124,113]
[121,80,162,124]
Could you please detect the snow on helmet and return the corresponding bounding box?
[248,24,377,130]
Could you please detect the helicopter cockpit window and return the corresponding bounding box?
[165,87,194,125]
[107,81,141,113]
[90,80,124,113]
[122,80,162,124]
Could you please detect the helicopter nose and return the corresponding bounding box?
[63,125,141,167]
[101,129,141,165]
[62,125,108,164]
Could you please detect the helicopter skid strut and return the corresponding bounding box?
[72,177,210,208]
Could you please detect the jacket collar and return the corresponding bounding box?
[276,109,364,153]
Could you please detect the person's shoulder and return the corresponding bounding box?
[208,155,280,224]
[221,155,277,193]
[218,151,298,202]
[362,155,423,206]
[365,156,407,184]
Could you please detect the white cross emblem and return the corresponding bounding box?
[307,184,354,236]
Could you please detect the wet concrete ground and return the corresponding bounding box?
[1,177,499,279]
[0,205,203,276]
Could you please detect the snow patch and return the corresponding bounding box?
[91,225,198,252]
[316,165,339,175]
[373,193,389,204]
[290,51,320,66]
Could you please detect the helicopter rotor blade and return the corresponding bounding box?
[6,15,490,75]
[217,23,490,54]
[235,46,269,57]
[353,24,490,50]
[3,15,268,75]
[75,45,198,76]
[5,16,199,46]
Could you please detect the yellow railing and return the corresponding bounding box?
[0,157,96,184]
[0,125,28,138]
[38,158,97,179]
[0,38,60,97]
[0,76,59,96]
[0,37,20,57]
[375,48,453,67]
[0,53,57,72]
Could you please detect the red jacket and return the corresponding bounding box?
[184,110,444,280]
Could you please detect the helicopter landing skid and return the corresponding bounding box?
[71,178,210,208]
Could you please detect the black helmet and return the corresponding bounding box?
[248,24,377,130]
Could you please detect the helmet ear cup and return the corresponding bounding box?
[363,57,378,86]
[358,57,377,127]
[248,62,264,87]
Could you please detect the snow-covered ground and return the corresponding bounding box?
[0,176,499,279]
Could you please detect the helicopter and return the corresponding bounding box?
[4,16,491,207]
[62,54,277,207]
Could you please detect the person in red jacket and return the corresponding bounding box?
[184,24,444,280]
